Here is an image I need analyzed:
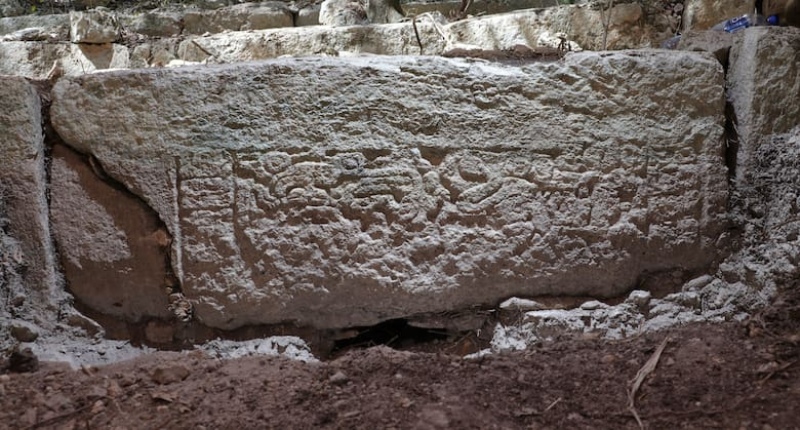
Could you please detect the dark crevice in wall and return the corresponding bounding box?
[724,101,740,179]
[28,77,67,316]
[329,319,452,356]
[721,43,739,181]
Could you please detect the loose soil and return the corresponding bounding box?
[1,283,799,430]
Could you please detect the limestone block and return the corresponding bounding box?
[727,27,800,183]
[403,0,553,18]
[367,0,405,24]
[70,7,120,44]
[0,14,70,37]
[177,5,670,62]
[0,77,60,314]
[0,42,130,78]
[194,0,232,9]
[183,2,294,35]
[445,3,671,51]
[677,30,741,65]
[178,22,448,60]
[295,4,321,26]
[318,0,367,26]
[120,11,183,38]
[49,145,174,322]
[51,52,728,330]
[0,26,68,42]
[683,0,755,31]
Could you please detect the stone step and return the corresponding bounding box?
[0,3,678,79]
[0,0,568,39]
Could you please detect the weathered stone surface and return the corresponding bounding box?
[727,27,800,183]
[129,39,182,69]
[0,5,684,78]
[0,14,70,36]
[751,126,800,278]
[319,0,367,26]
[0,0,23,18]
[0,26,68,41]
[49,144,173,322]
[403,0,553,18]
[178,21,448,60]
[183,2,294,35]
[181,4,676,62]
[70,7,120,44]
[367,0,405,24]
[9,320,39,342]
[449,2,674,51]
[295,4,321,26]
[683,0,754,31]
[51,52,728,330]
[0,41,130,77]
[677,29,741,65]
[0,77,61,316]
[119,11,183,38]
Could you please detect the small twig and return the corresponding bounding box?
[758,360,797,384]
[412,15,424,52]
[411,12,449,53]
[443,332,473,353]
[456,0,473,20]
[27,402,96,429]
[191,39,215,61]
[544,397,562,412]
[600,0,615,50]
[628,337,670,430]
[384,335,400,347]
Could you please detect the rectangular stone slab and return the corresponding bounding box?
[50,52,729,330]
[0,77,60,315]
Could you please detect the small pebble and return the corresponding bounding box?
[329,370,349,385]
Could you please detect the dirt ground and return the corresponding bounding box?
[1,282,799,430]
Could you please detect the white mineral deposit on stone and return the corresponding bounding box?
[624,290,652,309]
[201,337,317,363]
[498,297,545,311]
[489,324,534,352]
[579,300,607,311]
[536,30,583,51]
[30,338,153,369]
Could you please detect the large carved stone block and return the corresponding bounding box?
[51,52,729,330]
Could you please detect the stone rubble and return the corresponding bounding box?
[201,337,318,362]
[485,123,800,353]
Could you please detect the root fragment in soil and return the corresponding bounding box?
[628,336,670,430]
